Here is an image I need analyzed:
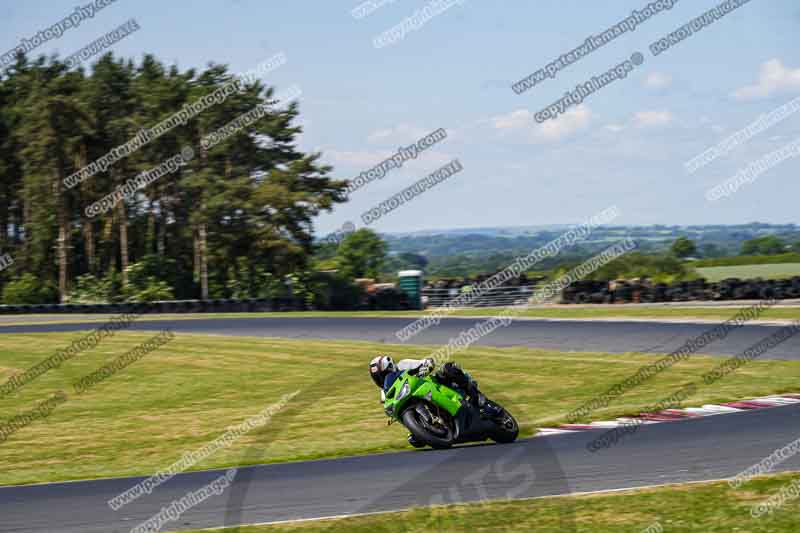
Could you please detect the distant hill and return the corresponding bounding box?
[378,223,800,277]
[389,225,571,238]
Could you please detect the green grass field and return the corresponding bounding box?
[1,332,799,486]
[692,253,800,268]
[184,473,800,532]
[696,264,800,282]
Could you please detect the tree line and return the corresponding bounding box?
[0,52,347,303]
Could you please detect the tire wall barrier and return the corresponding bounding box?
[0,288,414,315]
[560,277,800,304]
[0,298,308,315]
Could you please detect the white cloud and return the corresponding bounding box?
[698,116,725,133]
[632,110,673,128]
[325,149,392,167]
[367,123,429,144]
[493,109,532,130]
[733,59,800,100]
[534,105,591,142]
[599,110,673,133]
[643,72,673,90]
[324,148,453,172]
[491,105,592,143]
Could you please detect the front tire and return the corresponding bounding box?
[491,409,519,444]
[401,402,455,449]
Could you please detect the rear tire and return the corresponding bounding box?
[407,434,426,449]
[401,402,455,449]
[491,409,519,444]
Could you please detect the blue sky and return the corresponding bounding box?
[2,0,799,234]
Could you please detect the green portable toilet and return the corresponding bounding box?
[398,270,423,310]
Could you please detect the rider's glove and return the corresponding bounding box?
[418,358,435,377]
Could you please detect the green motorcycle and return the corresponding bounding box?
[383,368,519,449]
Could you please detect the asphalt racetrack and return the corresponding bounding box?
[1,403,799,532]
[3,316,800,532]
[2,315,800,359]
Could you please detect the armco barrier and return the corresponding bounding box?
[0,298,309,315]
[422,285,537,308]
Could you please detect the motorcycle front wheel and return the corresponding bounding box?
[402,401,455,449]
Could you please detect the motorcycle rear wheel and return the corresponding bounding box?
[491,409,519,444]
[402,401,455,449]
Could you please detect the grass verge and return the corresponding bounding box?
[696,264,800,282]
[0,333,798,486]
[447,306,800,321]
[182,472,800,532]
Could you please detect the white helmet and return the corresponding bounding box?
[369,355,396,388]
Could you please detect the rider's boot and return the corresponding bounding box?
[478,395,503,419]
[437,363,502,418]
[467,382,502,419]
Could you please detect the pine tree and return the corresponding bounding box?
[0,51,348,303]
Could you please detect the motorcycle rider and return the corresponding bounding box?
[369,354,501,418]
